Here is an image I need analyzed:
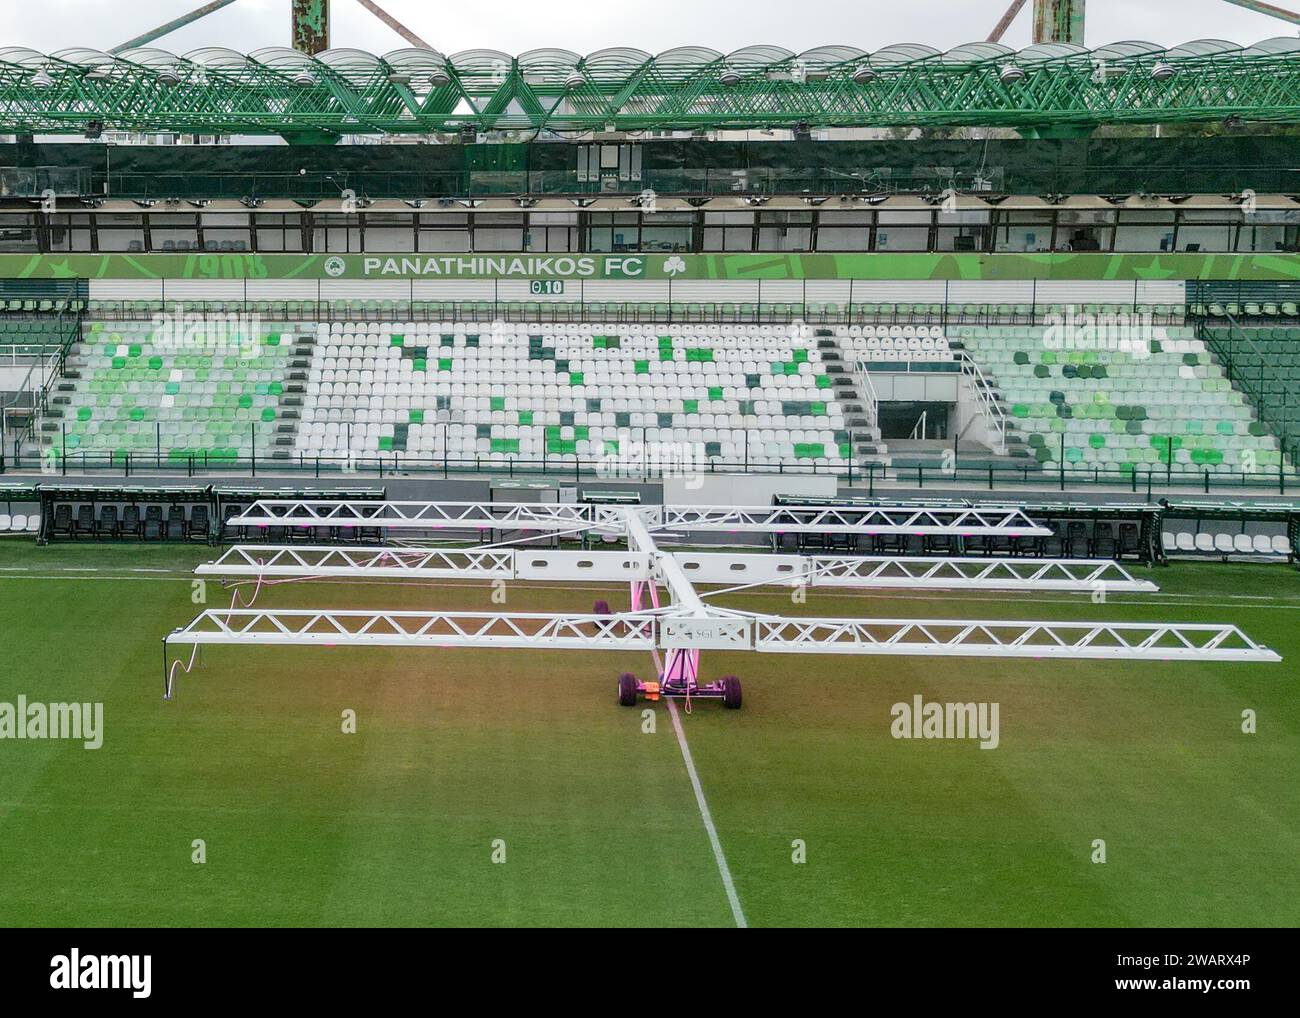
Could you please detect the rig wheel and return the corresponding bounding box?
[618,672,638,707]
[721,675,743,710]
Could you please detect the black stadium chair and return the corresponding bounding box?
[121,505,142,540]
[1093,524,1118,560]
[74,504,94,540]
[143,506,164,541]
[97,505,120,539]
[166,506,187,541]
[189,505,210,542]
[52,504,73,538]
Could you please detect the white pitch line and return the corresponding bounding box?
[666,697,747,929]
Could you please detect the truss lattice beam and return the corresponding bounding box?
[168,608,658,649]
[197,544,649,582]
[164,607,1279,662]
[677,554,1157,592]
[5,42,1300,135]
[752,616,1279,661]
[228,499,613,532]
[654,505,1051,537]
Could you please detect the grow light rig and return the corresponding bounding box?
[164,500,1281,707]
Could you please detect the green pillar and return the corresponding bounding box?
[1033,0,1085,45]
[292,0,330,54]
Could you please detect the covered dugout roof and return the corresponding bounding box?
[0,37,1298,137]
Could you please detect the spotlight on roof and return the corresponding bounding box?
[563,71,586,91]
[387,71,412,85]
[156,67,182,86]
[292,70,318,87]
[429,68,451,88]
[31,69,54,89]
[851,65,877,84]
[998,64,1025,85]
[85,65,112,81]
[718,68,741,86]
[1150,61,1176,82]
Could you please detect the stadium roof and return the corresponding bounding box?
[1,37,1299,139]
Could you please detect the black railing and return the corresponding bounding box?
[5,446,1299,497]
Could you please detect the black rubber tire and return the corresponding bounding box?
[617,672,638,707]
[721,675,742,710]
[593,599,611,615]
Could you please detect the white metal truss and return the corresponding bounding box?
[228,499,616,532]
[200,545,1154,595]
[225,500,1052,540]
[165,608,1278,663]
[652,504,1051,536]
[165,501,1281,674]
[787,556,1157,592]
[196,545,649,583]
[751,617,1279,662]
[170,609,658,649]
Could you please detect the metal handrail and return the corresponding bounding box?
[1199,313,1296,460]
[956,351,1008,455]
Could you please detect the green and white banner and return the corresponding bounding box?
[3,252,1300,282]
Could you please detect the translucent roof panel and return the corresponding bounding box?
[655,47,725,66]
[941,42,1013,65]
[248,47,316,68]
[0,48,49,68]
[1243,36,1300,56]
[449,49,515,73]
[381,47,450,69]
[584,48,653,71]
[47,48,116,69]
[518,48,583,69]
[315,48,382,70]
[1091,40,1165,60]
[727,45,796,67]
[869,43,941,67]
[184,47,251,68]
[1018,43,1089,65]
[1166,40,1242,60]
[798,46,867,66]
[114,48,187,69]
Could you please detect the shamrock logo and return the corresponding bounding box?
[663,256,687,277]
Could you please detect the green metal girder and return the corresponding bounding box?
[1033,0,1086,45]
[3,42,1299,136]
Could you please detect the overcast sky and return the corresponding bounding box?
[7,0,1299,55]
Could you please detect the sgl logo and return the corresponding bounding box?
[50,949,151,998]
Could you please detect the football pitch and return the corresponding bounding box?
[1,542,1297,928]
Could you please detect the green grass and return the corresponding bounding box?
[0,541,1297,927]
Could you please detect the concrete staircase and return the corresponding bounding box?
[815,332,892,470]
